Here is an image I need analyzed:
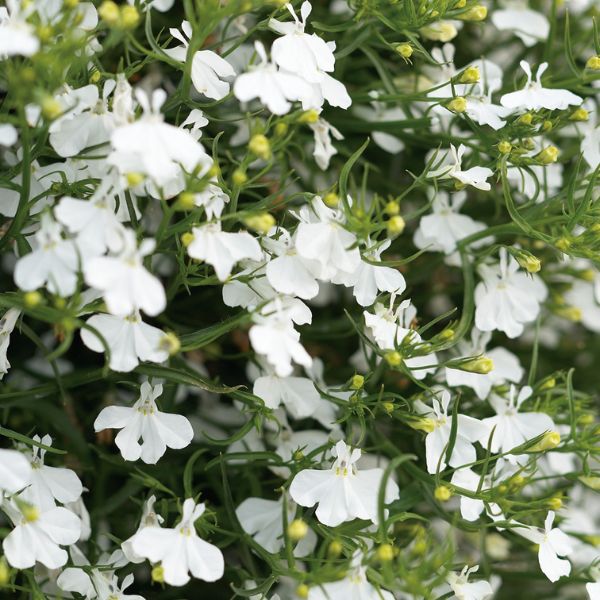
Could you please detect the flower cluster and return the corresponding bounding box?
[0,0,600,599]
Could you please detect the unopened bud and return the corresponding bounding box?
[555,305,581,322]
[555,237,571,252]
[407,417,435,433]
[578,413,594,426]
[120,5,140,29]
[458,5,487,20]
[328,540,343,557]
[447,97,467,113]
[177,192,196,211]
[274,122,289,136]
[0,557,9,586]
[232,169,248,186]
[453,356,494,374]
[387,215,405,236]
[439,328,455,341]
[459,66,479,84]
[518,113,533,126]
[395,43,413,58]
[586,56,600,70]
[23,291,43,308]
[539,377,556,390]
[89,69,101,84]
[515,250,541,273]
[376,543,395,562]
[244,212,276,234]
[350,374,364,390]
[287,519,308,541]
[579,476,600,491]
[434,485,452,501]
[498,141,512,154]
[385,200,400,215]
[151,565,165,583]
[41,97,62,120]
[382,401,395,414]
[529,431,561,452]
[64,0,79,7]
[181,232,194,248]
[547,496,563,510]
[384,350,402,367]
[159,332,180,356]
[298,109,319,124]
[296,584,309,598]
[420,21,457,42]
[98,0,120,24]
[248,134,272,160]
[323,192,340,208]
[536,145,559,165]
[570,108,589,122]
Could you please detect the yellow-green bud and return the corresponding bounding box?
[244,212,276,234]
[64,0,79,7]
[0,557,9,586]
[151,565,165,583]
[177,192,196,211]
[395,43,413,59]
[555,237,571,252]
[298,109,319,124]
[447,97,467,113]
[274,122,289,136]
[296,584,309,599]
[41,97,62,121]
[120,5,140,29]
[439,328,455,341]
[54,297,67,310]
[159,332,180,356]
[385,200,400,216]
[536,145,559,165]
[181,232,194,248]
[578,413,594,426]
[455,356,494,374]
[541,120,553,132]
[287,519,308,541]
[498,141,512,154]
[407,417,435,433]
[510,475,526,488]
[376,543,395,562]
[248,134,272,160]
[547,496,563,510]
[419,22,457,42]
[581,269,596,282]
[459,66,480,84]
[434,485,452,501]
[382,401,395,414]
[328,540,343,557]
[125,172,144,187]
[579,476,600,491]
[518,112,533,125]
[384,350,402,367]
[208,163,221,178]
[98,0,120,24]
[454,0,466,7]
[89,69,101,84]
[529,431,561,452]
[586,56,600,70]
[23,291,43,308]
[350,374,364,390]
[387,215,405,236]
[323,192,340,208]
[539,377,556,390]
[232,169,248,186]
[36,25,53,43]
[515,250,541,273]
[555,305,581,322]
[570,108,589,122]
[458,5,487,20]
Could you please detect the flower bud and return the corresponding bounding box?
[569,108,589,122]
[407,417,435,433]
[244,212,276,234]
[458,5,487,20]
[151,565,165,583]
[579,476,600,490]
[296,584,309,598]
[454,0,466,6]
[323,192,339,208]
[578,413,594,426]
[518,113,533,125]
[547,496,563,510]
[24,291,43,308]
[498,141,512,154]
[89,69,101,84]
[384,350,402,366]
[177,192,196,211]
[120,5,140,29]
[541,120,553,132]
[181,232,194,248]
[382,401,395,414]
[387,215,405,236]
[453,355,494,374]
[274,122,289,136]
[41,96,62,120]
[99,0,120,25]
[350,374,364,390]
[438,328,455,341]
[248,134,272,160]
[385,200,400,215]
[459,66,479,84]
[328,540,343,557]
[535,145,559,165]
[555,305,581,322]
[376,543,395,562]
[539,377,556,390]
[159,332,180,356]
[586,56,600,70]
[287,519,308,541]
[514,250,541,273]
[232,169,248,186]
[125,172,144,187]
[64,0,79,7]
[395,43,413,58]
[434,485,452,501]
[529,431,561,452]
[298,109,319,124]
[0,557,9,586]
[420,21,457,42]
[447,97,467,113]
[555,237,571,252]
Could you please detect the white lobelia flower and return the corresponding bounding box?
[491,1,550,47]
[308,556,394,600]
[309,116,344,170]
[131,498,224,586]
[55,186,127,258]
[475,248,547,338]
[0,448,32,494]
[465,83,512,131]
[427,144,494,191]
[0,123,18,146]
[269,2,335,84]
[80,311,169,373]
[447,565,493,600]
[122,495,165,563]
[500,61,582,111]
[0,307,20,379]
[191,179,230,220]
[109,88,212,188]
[249,299,313,377]
[18,434,83,511]
[588,582,600,600]
[414,191,487,256]
[94,382,193,464]
[417,390,489,474]
[289,440,400,527]
[187,222,262,282]
[445,328,524,400]
[236,495,316,556]
[0,0,40,58]
[3,500,81,569]
[515,511,573,582]
[295,196,361,281]
[14,212,80,297]
[84,229,166,317]
[181,108,209,140]
[234,41,313,115]
[479,385,555,462]
[345,239,406,307]
[363,297,438,379]
[164,21,236,101]
[263,227,321,300]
